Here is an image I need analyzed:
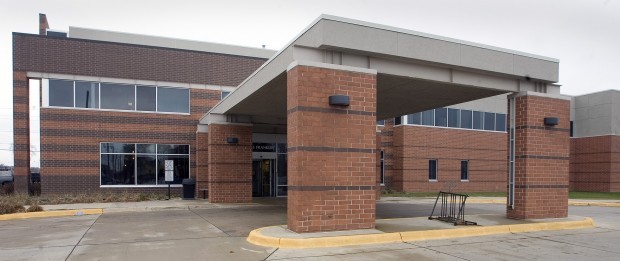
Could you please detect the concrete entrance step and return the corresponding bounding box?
[247,215,595,249]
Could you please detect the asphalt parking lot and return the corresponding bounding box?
[0,198,619,260]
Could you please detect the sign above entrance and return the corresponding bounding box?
[252,143,276,152]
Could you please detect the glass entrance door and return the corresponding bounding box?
[252,159,274,197]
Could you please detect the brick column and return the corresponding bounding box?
[507,92,570,219]
[195,131,209,198]
[207,123,252,203]
[13,71,30,193]
[287,63,377,233]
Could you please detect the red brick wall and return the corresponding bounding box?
[570,135,620,192]
[196,132,209,196]
[387,125,507,193]
[13,33,266,87]
[287,65,377,233]
[507,94,570,219]
[12,71,30,192]
[379,119,398,191]
[207,124,252,203]
[38,89,220,195]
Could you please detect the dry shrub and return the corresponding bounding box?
[0,197,25,215]
[1,182,15,195]
[26,202,43,212]
[29,182,41,196]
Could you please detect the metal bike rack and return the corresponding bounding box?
[429,191,477,226]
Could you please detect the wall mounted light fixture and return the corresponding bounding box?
[544,117,559,126]
[329,95,350,106]
[226,137,239,144]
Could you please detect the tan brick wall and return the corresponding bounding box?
[287,65,377,233]
[207,124,252,203]
[507,95,570,219]
[386,125,507,193]
[570,135,620,192]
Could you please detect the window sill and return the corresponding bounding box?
[460,180,469,182]
[429,180,438,182]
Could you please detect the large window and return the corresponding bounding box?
[448,108,459,128]
[434,108,448,127]
[101,143,190,186]
[422,110,434,126]
[401,107,507,132]
[473,111,484,130]
[46,79,190,114]
[429,159,438,181]
[484,112,496,131]
[460,110,473,129]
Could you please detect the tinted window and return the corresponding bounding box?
[158,87,189,113]
[49,79,74,107]
[157,144,190,154]
[448,108,460,128]
[101,143,135,153]
[429,160,437,180]
[101,83,135,110]
[394,116,402,125]
[137,155,156,185]
[157,155,189,184]
[473,111,483,130]
[75,81,99,108]
[377,120,385,126]
[136,85,156,111]
[435,108,448,127]
[137,144,156,154]
[461,110,472,129]
[101,154,135,185]
[408,113,421,125]
[461,160,469,180]
[221,91,230,99]
[484,112,496,131]
[422,110,434,126]
[496,114,507,132]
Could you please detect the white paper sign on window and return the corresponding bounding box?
[165,160,174,182]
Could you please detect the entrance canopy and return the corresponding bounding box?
[200,15,560,124]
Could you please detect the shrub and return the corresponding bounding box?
[29,182,41,196]
[1,182,15,195]
[0,199,25,215]
[26,202,43,212]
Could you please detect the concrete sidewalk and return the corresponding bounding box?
[39,198,253,213]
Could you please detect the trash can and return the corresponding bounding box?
[182,178,196,200]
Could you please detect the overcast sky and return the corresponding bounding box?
[0,0,619,166]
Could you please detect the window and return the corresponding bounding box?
[484,112,495,131]
[407,112,421,125]
[434,108,448,127]
[496,114,506,132]
[429,159,437,181]
[422,110,434,126]
[394,116,402,125]
[49,79,74,107]
[448,108,459,128]
[75,81,99,108]
[377,120,385,126]
[461,160,469,180]
[136,85,156,111]
[101,83,135,110]
[100,143,190,186]
[473,111,483,130]
[460,110,472,129]
[157,87,189,113]
[221,91,230,99]
[380,150,385,185]
[570,121,574,137]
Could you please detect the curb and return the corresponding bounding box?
[247,217,595,249]
[0,209,103,221]
[466,199,620,207]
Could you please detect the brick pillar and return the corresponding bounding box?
[13,71,30,193]
[207,123,252,203]
[39,14,49,36]
[287,63,377,233]
[507,92,570,219]
[195,131,209,198]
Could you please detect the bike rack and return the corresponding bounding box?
[429,191,477,226]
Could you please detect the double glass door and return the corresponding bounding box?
[252,158,287,197]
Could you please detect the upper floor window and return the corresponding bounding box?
[46,79,190,114]
[402,107,507,132]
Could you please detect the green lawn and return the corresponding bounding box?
[383,191,620,200]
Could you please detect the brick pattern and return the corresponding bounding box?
[570,135,620,192]
[13,33,266,87]
[12,71,30,192]
[196,132,209,195]
[386,125,507,193]
[379,120,397,191]
[287,65,377,233]
[207,124,253,203]
[36,88,220,195]
[507,95,570,219]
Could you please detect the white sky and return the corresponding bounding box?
[0,0,619,165]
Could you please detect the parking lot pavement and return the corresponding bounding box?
[1,198,619,260]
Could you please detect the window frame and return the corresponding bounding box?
[99,142,191,188]
[460,160,469,181]
[429,159,438,181]
[380,150,385,185]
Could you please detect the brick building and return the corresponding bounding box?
[13,14,573,232]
